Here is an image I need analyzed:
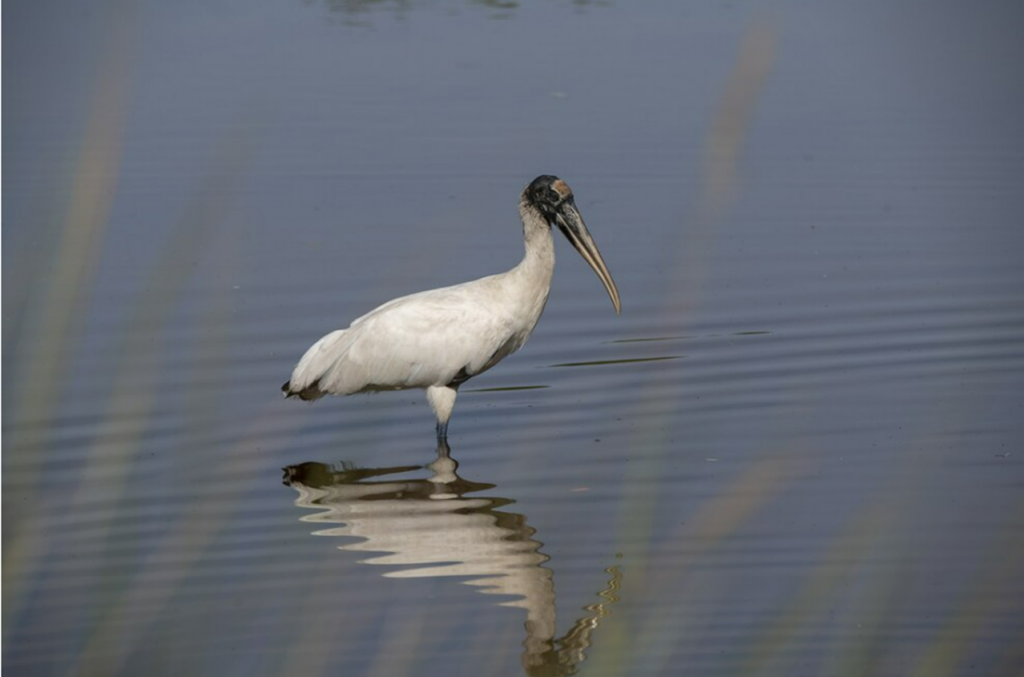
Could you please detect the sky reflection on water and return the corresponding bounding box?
[4,0,1023,675]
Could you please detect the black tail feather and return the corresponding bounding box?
[282,378,324,401]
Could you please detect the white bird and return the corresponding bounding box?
[282,175,621,440]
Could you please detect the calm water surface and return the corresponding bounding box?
[4,1,1024,675]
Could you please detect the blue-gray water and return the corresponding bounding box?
[4,1,1024,675]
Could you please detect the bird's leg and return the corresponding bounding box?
[425,385,458,442]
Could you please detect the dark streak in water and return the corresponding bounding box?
[465,385,551,393]
[606,336,690,344]
[549,356,682,368]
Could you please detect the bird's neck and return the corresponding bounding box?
[503,201,555,327]
[516,201,556,282]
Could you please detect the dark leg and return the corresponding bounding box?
[426,386,457,442]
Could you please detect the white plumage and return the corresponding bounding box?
[283,175,620,439]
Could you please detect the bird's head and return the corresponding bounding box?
[524,175,621,314]
[525,174,575,220]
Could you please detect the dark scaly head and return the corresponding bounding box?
[523,175,621,314]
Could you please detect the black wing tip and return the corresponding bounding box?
[282,378,324,401]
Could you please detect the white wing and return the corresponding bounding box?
[286,275,527,398]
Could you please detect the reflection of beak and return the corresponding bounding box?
[554,200,621,314]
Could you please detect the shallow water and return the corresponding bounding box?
[4,1,1024,675]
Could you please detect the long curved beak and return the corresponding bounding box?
[555,200,621,314]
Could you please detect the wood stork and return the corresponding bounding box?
[282,175,620,440]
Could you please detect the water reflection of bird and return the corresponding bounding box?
[283,441,622,676]
[282,176,620,440]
